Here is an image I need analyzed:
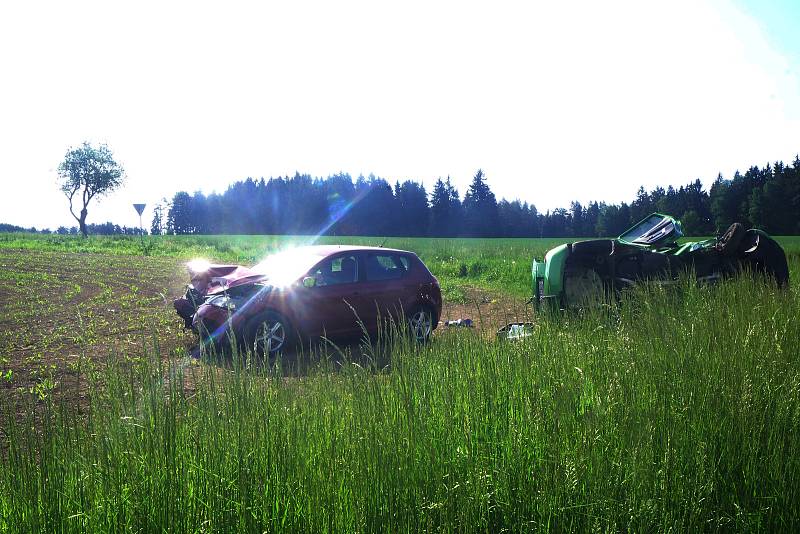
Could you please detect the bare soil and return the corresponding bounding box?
[438,288,534,335]
[0,249,193,405]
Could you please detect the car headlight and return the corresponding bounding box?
[207,294,237,311]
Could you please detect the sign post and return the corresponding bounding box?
[133,203,146,251]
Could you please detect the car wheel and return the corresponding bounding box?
[245,311,292,362]
[741,231,790,288]
[564,268,605,307]
[407,305,434,343]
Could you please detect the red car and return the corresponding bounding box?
[174,245,442,358]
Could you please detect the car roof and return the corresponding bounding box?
[288,244,413,256]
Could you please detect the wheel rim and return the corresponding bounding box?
[409,310,432,341]
[254,320,286,354]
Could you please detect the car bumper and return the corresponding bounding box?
[192,304,239,345]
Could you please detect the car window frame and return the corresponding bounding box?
[362,252,411,282]
[307,252,361,287]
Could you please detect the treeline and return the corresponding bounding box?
[52,222,146,236]
[3,157,798,238]
[0,223,39,233]
[155,157,800,237]
[0,222,145,236]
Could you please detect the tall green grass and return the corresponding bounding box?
[2,274,798,532]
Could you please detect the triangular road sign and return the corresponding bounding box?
[133,203,146,216]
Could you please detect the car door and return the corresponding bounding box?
[292,253,363,337]
[355,252,414,330]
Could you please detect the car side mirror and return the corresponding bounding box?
[302,276,317,288]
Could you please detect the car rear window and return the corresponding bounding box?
[365,254,409,281]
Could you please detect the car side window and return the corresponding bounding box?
[309,255,358,286]
[365,254,408,281]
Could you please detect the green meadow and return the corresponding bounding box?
[7,232,797,297]
[0,233,799,532]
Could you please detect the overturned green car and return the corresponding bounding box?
[532,213,789,308]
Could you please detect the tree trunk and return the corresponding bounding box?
[79,208,88,237]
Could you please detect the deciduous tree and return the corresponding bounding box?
[57,142,125,237]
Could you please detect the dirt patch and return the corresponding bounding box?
[437,287,533,337]
[0,249,194,405]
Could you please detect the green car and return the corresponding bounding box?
[532,213,789,308]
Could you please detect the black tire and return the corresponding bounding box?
[407,305,435,344]
[741,231,790,288]
[739,229,761,254]
[243,311,293,362]
[716,223,745,256]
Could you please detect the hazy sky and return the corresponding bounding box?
[1,0,798,230]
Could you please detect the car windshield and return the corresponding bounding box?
[252,248,328,287]
[619,214,682,245]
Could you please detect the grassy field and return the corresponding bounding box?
[0,232,572,299]
[0,233,799,532]
[2,232,798,299]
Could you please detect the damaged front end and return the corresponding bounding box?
[174,285,205,329]
[173,260,269,337]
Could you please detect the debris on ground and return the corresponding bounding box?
[445,318,474,328]
[496,322,534,340]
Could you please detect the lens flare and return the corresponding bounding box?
[187,258,211,273]
[307,184,375,243]
[253,247,322,288]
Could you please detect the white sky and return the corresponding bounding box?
[0,0,798,230]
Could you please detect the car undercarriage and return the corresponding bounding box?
[533,214,789,308]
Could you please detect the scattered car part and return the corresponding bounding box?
[496,322,534,340]
[445,318,474,328]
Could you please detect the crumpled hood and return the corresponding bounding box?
[188,264,268,296]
